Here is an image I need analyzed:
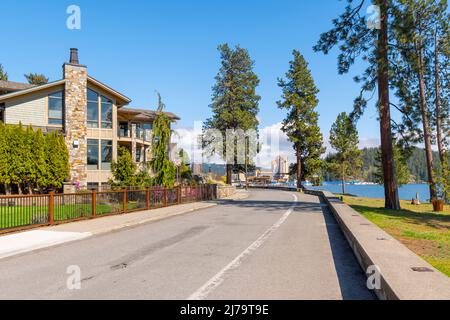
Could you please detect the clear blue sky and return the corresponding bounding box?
[1,0,382,144]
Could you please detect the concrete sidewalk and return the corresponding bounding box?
[0,190,249,260]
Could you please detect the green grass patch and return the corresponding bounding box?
[342,196,450,277]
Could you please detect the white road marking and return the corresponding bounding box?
[187,193,298,300]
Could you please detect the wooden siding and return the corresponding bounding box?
[3,85,65,128]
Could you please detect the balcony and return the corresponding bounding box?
[117,127,152,145]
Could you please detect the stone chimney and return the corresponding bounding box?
[69,48,79,65]
[63,48,88,191]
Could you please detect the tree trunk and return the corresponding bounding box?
[342,166,346,195]
[226,164,233,185]
[377,0,401,210]
[435,32,445,164]
[417,35,437,200]
[296,147,302,189]
[377,0,400,210]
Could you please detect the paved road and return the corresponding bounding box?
[0,190,375,300]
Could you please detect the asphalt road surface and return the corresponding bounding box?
[0,189,375,300]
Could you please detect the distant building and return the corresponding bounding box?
[272,156,289,180]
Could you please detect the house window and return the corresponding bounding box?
[136,148,141,162]
[0,103,4,123]
[119,122,129,137]
[133,123,142,139]
[87,89,99,128]
[101,96,113,129]
[101,140,113,170]
[87,182,99,191]
[87,139,99,170]
[143,123,152,141]
[48,91,64,125]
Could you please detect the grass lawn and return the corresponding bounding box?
[0,202,145,229]
[342,195,450,277]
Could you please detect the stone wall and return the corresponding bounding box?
[64,63,88,191]
[217,185,236,199]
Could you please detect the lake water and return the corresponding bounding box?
[308,183,431,201]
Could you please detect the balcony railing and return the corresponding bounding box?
[118,128,151,142]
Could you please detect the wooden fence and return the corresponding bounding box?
[0,185,217,234]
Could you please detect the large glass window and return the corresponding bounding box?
[48,91,64,125]
[133,123,142,139]
[136,147,141,162]
[101,96,113,129]
[143,123,152,141]
[87,139,99,170]
[101,140,113,170]
[87,89,99,128]
[119,122,129,137]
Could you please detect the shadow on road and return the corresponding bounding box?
[319,198,376,300]
[214,199,323,213]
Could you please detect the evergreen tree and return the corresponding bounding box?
[0,64,7,81]
[329,112,363,194]
[375,142,411,187]
[21,125,39,193]
[24,73,49,86]
[0,122,9,194]
[277,50,325,188]
[44,131,69,190]
[110,146,137,188]
[390,0,450,200]
[178,149,193,182]
[202,44,260,184]
[34,129,48,192]
[151,93,176,188]
[8,124,26,194]
[314,0,401,209]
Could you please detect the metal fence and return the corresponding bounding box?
[0,185,217,234]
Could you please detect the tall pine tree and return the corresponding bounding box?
[203,44,260,185]
[329,112,362,194]
[24,73,49,86]
[314,0,401,209]
[0,64,7,81]
[151,93,176,188]
[277,50,325,189]
[391,0,449,199]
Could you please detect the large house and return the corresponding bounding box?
[0,49,179,192]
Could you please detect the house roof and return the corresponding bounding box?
[0,80,66,102]
[87,76,131,107]
[0,77,132,107]
[0,80,35,93]
[118,107,180,121]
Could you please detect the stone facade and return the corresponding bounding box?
[217,185,236,199]
[64,63,88,191]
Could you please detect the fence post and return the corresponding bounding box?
[164,188,168,207]
[49,192,54,225]
[146,188,150,210]
[178,185,181,205]
[92,190,97,218]
[123,190,127,213]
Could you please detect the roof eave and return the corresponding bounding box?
[0,80,66,102]
[87,76,131,107]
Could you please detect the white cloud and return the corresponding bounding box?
[172,121,381,169]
